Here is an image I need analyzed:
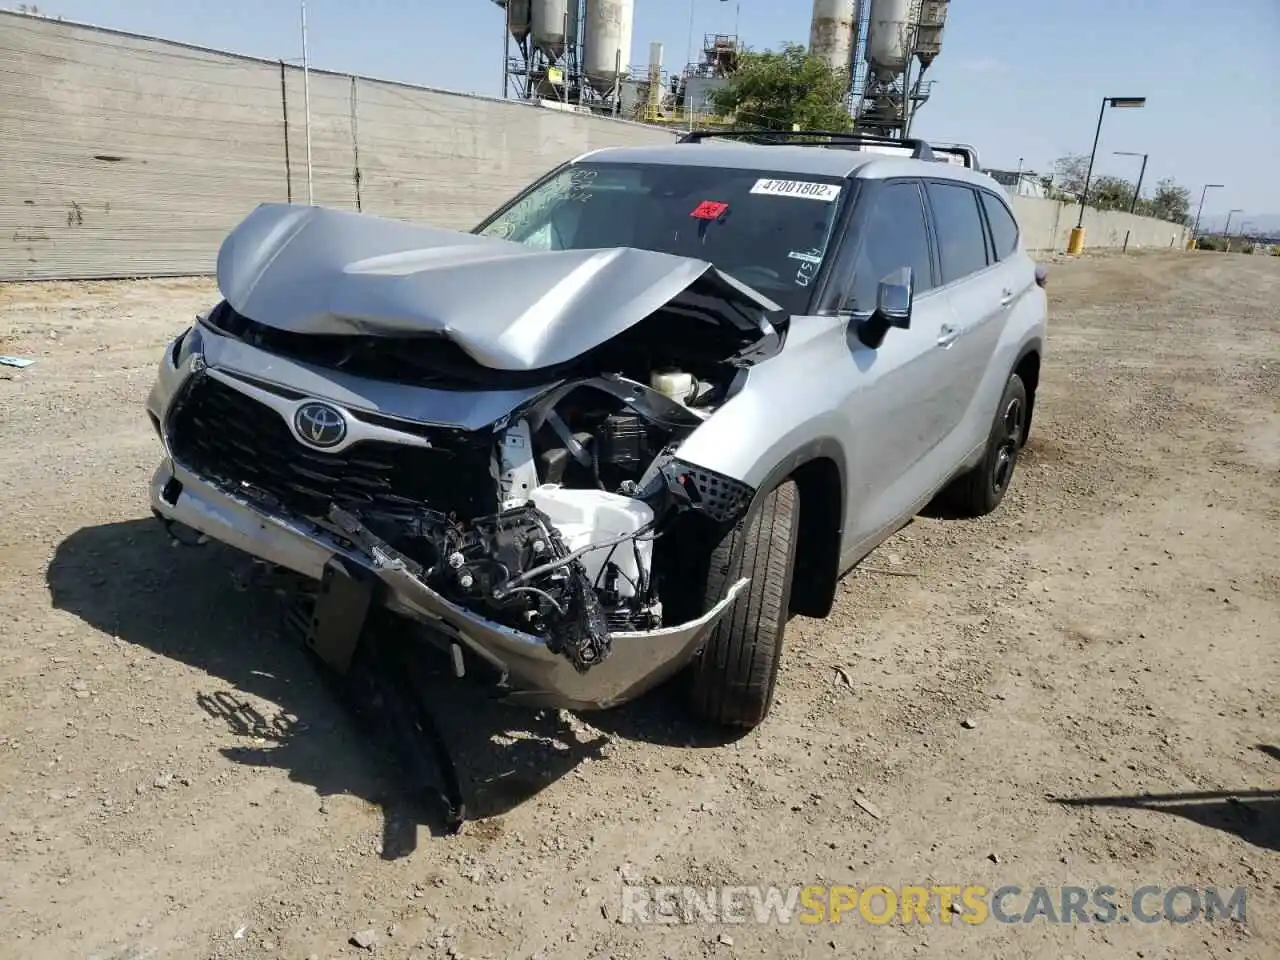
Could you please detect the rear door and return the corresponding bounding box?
[972,187,1040,435]
[922,180,1005,461]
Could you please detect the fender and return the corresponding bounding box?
[1012,336,1043,442]
[738,436,848,620]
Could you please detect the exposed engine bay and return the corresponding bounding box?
[335,377,756,673]
[171,291,767,675]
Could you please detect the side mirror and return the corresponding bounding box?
[875,267,914,328]
[856,267,914,349]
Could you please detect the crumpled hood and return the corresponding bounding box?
[215,203,782,372]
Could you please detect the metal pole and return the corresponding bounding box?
[1129,154,1148,214]
[1076,97,1107,230]
[279,60,292,204]
[902,58,915,136]
[1190,186,1209,239]
[685,0,696,133]
[501,0,509,98]
[563,7,570,106]
[685,0,696,76]
[612,47,621,117]
[350,75,362,212]
[1223,208,1242,250]
[301,0,313,205]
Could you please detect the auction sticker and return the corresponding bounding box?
[750,179,841,201]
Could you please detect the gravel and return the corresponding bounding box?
[0,252,1277,959]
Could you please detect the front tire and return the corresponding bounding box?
[687,480,799,729]
[944,372,1028,517]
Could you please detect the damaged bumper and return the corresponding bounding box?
[150,458,747,710]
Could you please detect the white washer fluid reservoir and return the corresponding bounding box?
[649,369,694,403]
[529,485,654,598]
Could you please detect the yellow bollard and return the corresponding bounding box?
[1067,227,1086,255]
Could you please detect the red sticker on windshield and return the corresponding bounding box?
[691,200,729,220]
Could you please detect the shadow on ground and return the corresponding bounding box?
[47,517,631,858]
[1055,746,1280,853]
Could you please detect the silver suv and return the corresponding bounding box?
[146,131,1046,730]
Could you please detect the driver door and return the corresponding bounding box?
[833,180,957,552]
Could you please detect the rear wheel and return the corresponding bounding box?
[687,480,799,728]
[944,372,1028,517]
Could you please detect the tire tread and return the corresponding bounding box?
[689,480,799,727]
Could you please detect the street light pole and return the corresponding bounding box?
[1223,207,1243,251]
[1069,96,1146,253]
[1114,150,1148,214]
[1190,183,1223,246]
[1076,99,1109,230]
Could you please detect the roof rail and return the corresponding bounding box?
[677,129,935,162]
[924,141,982,171]
[677,129,984,170]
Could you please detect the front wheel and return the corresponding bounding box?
[943,372,1029,517]
[686,480,799,729]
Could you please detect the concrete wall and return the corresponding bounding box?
[0,12,675,281]
[1010,197,1189,253]
[1,12,1188,280]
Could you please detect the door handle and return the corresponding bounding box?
[1000,288,1015,307]
[937,324,960,347]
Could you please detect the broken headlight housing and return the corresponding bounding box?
[170,322,205,369]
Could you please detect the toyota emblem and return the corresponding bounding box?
[293,401,347,449]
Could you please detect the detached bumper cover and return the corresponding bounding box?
[150,459,748,710]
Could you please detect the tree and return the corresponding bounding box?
[1145,178,1191,226]
[1088,175,1136,212]
[709,42,851,132]
[1050,155,1192,226]
[1052,154,1090,201]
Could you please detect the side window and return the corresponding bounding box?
[926,182,990,283]
[845,182,934,312]
[980,191,1020,260]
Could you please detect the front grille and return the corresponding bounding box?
[168,374,497,520]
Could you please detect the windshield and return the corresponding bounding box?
[474,162,847,314]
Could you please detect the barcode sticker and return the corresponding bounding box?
[750,179,842,202]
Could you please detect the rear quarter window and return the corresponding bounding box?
[925,181,990,284]
[980,191,1020,260]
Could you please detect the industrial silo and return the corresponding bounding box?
[866,0,912,79]
[914,0,949,68]
[583,0,634,94]
[505,0,532,44]
[808,0,857,78]
[531,0,572,60]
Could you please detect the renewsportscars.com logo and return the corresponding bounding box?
[619,884,1248,926]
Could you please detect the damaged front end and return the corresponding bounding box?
[148,206,780,710]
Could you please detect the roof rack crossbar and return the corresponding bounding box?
[676,128,941,163]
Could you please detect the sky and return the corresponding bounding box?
[13,0,1280,222]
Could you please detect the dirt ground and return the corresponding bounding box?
[0,251,1277,960]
